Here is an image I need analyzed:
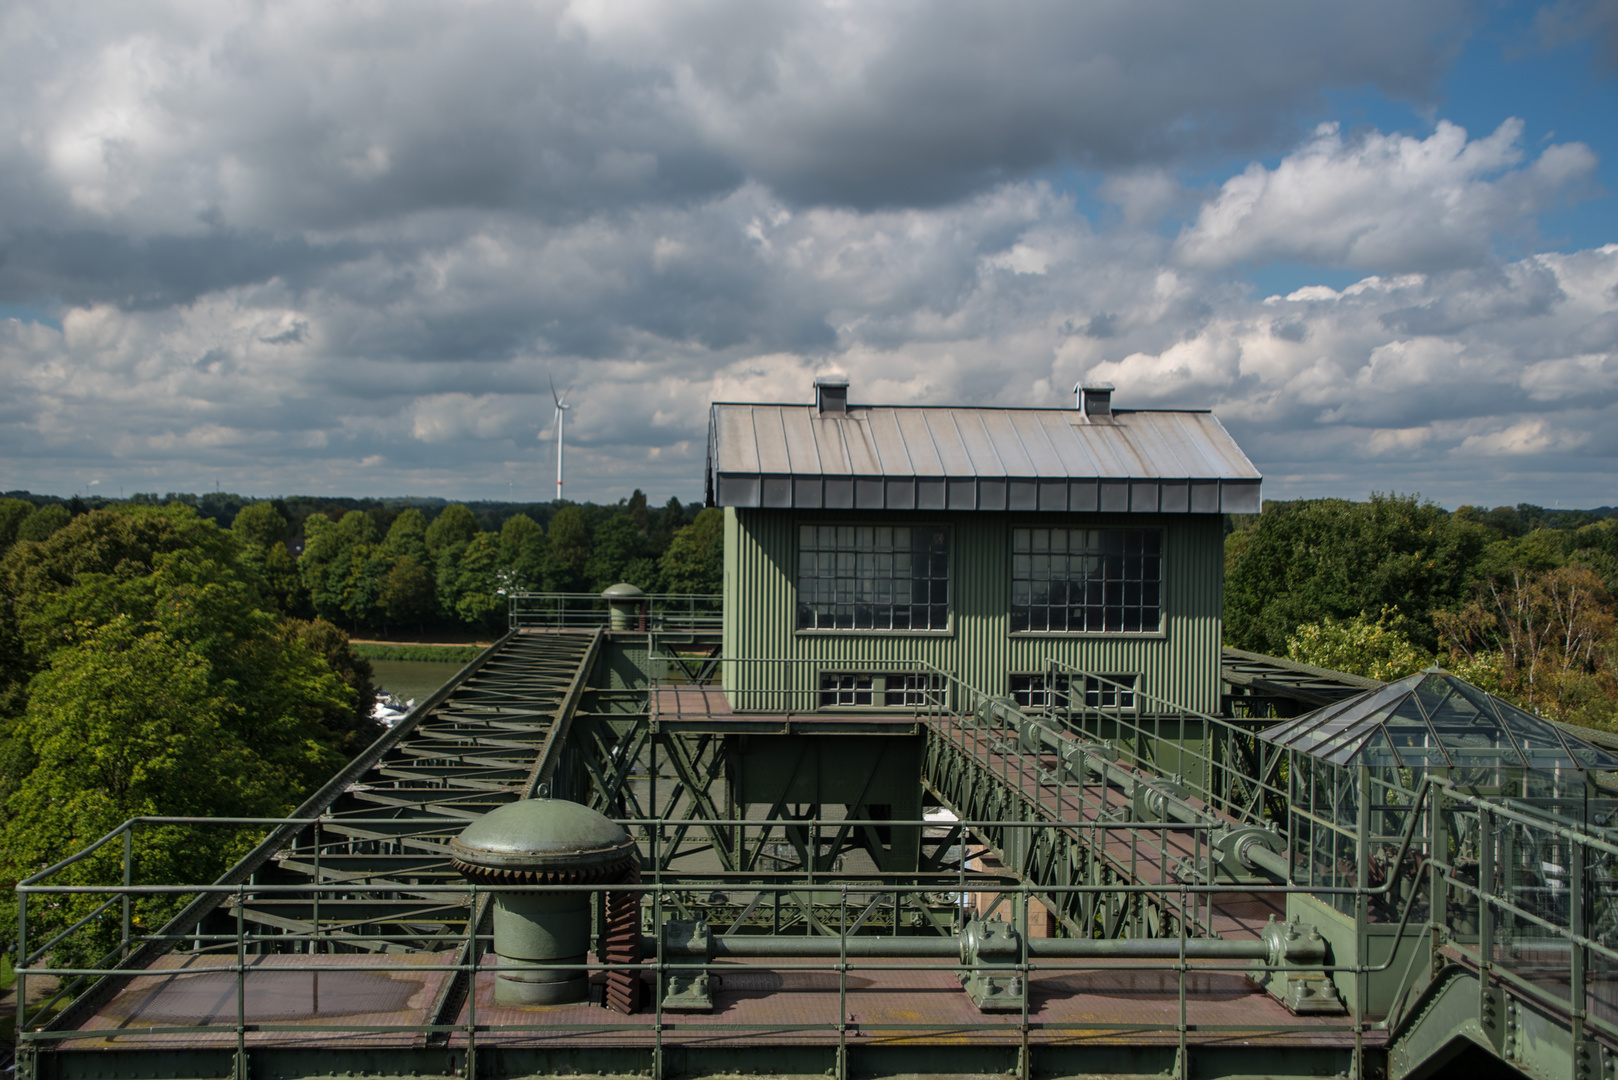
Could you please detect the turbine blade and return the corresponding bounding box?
[549,374,562,409]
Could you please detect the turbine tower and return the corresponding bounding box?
[550,376,572,501]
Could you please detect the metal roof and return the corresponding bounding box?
[1221,647,1382,708]
[1258,668,1618,771]
[705,404,1262,513]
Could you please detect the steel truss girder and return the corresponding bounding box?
[921,724,1179,940]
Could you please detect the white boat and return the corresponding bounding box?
[372,693,416,728]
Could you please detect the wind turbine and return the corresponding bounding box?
[549,376,572,501]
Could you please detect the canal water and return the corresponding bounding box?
[369,658,464,705]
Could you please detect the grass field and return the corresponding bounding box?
[350,642,486,662]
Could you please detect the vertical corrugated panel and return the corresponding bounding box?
[725,509,1225,715]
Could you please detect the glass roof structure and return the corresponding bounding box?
[1258,668,1618,771]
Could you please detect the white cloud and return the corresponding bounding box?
[0,1,1612,506]
[1175,120,1596,272]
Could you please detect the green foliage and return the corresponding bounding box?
[232,502,289,550]
[233,503,303,615]
[1436,567,1618,726]
[0,506,371,964]
[1287,607,1432,681]
[498,514,547,590]
[0,498,35,554]
[259,541,307,617]
[543,506,591,591]
[380,554,437,632]
[659,508,724,594]
[426,504,479,555]
[16,502,69,543]
[384,508,430,562]
[586,515,653,592]
[1224,494,1486,654]
[3,505,250,663]
[281,618,380,756]
[0,621,273,964]
[444,533,506,631]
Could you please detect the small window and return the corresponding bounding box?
[1010,673,1138,711]
[884,672,945,707]
[797,524,950,631]
[1011,527,1161,633]
[1083,675,1137,710]
[1010,673,1070,710]
[820,673,874,707]
[819,672,948,709]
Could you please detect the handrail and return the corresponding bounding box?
[508,592,722,631]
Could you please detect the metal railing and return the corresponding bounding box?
[508,592,721,632]
[16,815,1370,1067]
[1044,663,1286,829]
[17,797,1618,1067]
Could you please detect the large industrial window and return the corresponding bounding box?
[797,525,950,631]
[1010,528,1161,633]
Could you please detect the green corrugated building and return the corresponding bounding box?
[704,377,1261,714]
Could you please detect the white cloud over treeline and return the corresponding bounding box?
[0,0,1612,505]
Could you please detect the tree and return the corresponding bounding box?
[651,495,687,552]
[586,515,653,592]
[0,506,371,960]
[233,503,303,615]
[0,499,35,554]
[282,618,380,755]
[1436,566,1618,726]
[1287,607,1432,682]
[384,508,430,563]
[333,543,390,632]
[0,505,370,836]
[232,502,289,551]
[380,555,437,635]
[0,620,288,965]
[450,533,506,631]
[299,514,344,619]
[1224,495,1487,654]
[659,507,724,594]
[15,503,69,543]
[543,506,591,592]
[627,489,650,535]
[426,504,479,556]
[498,514,547,592]
[3,505,250,662]
[301,512,380,624]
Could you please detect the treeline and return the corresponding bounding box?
[2,490,725,639]
[1227,496,1618,729]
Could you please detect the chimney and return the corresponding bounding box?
[1076,382,1113,419]
[815,375,849,415]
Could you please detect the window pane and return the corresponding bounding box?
[798,522,950,631]
[1012,528,1162,635]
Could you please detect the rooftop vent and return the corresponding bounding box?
[815,375,849,414]
[1076,383,1113,419]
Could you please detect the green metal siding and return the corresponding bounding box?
[722,507,1224,713]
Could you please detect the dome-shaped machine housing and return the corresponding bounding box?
[450,797,639,885]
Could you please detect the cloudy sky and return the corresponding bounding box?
[1,0,1615,507]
